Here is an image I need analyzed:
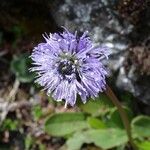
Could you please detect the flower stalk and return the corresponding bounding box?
[105,84,137,150]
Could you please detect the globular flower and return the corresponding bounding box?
[30,28,110,107]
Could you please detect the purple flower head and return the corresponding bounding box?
[30,27,110,107]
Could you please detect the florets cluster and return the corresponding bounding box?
[30,28,110,107]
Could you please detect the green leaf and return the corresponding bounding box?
[132,116,150,138]
[39,143,46,150]
[45,113,89,136]
[79,94,113,116]
[109,107,133,129]
[137,141,150,150]
[116,145,126,150]
[11,53,35,83]
[25,134,34,150]
[87,117,106,129]
[32,105,43,120]
[67,128,128,150]
[1,119,19,131]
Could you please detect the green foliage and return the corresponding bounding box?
[136,141,150,150]
[44,94,150,150]
[108,107,133,129]
[1,86,148,150]
[25,134,46,150]
[25,134,33,150]
[11,53,35,83]
[1,119,19,131]
[67,128,128,150]
[39,143,46,150]
[43,91,150,149]
[45,112,89,136]
[132,115,150,138]
[79,94,113,116]
[32,105,43,120]
[87,117,106,129]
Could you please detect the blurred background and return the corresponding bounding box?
[0,0,150,150]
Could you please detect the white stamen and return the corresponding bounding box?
[65,101,68,108]
[74,60,78,64]
[56,99,62,102]
[78,92,81,95]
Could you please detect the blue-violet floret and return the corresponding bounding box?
[30,28,110,107]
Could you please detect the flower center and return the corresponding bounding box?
[57,52,78,76]
[58,60,75,75]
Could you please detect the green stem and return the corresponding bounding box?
[105,84,137,150]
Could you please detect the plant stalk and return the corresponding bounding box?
[105,84,137,150]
